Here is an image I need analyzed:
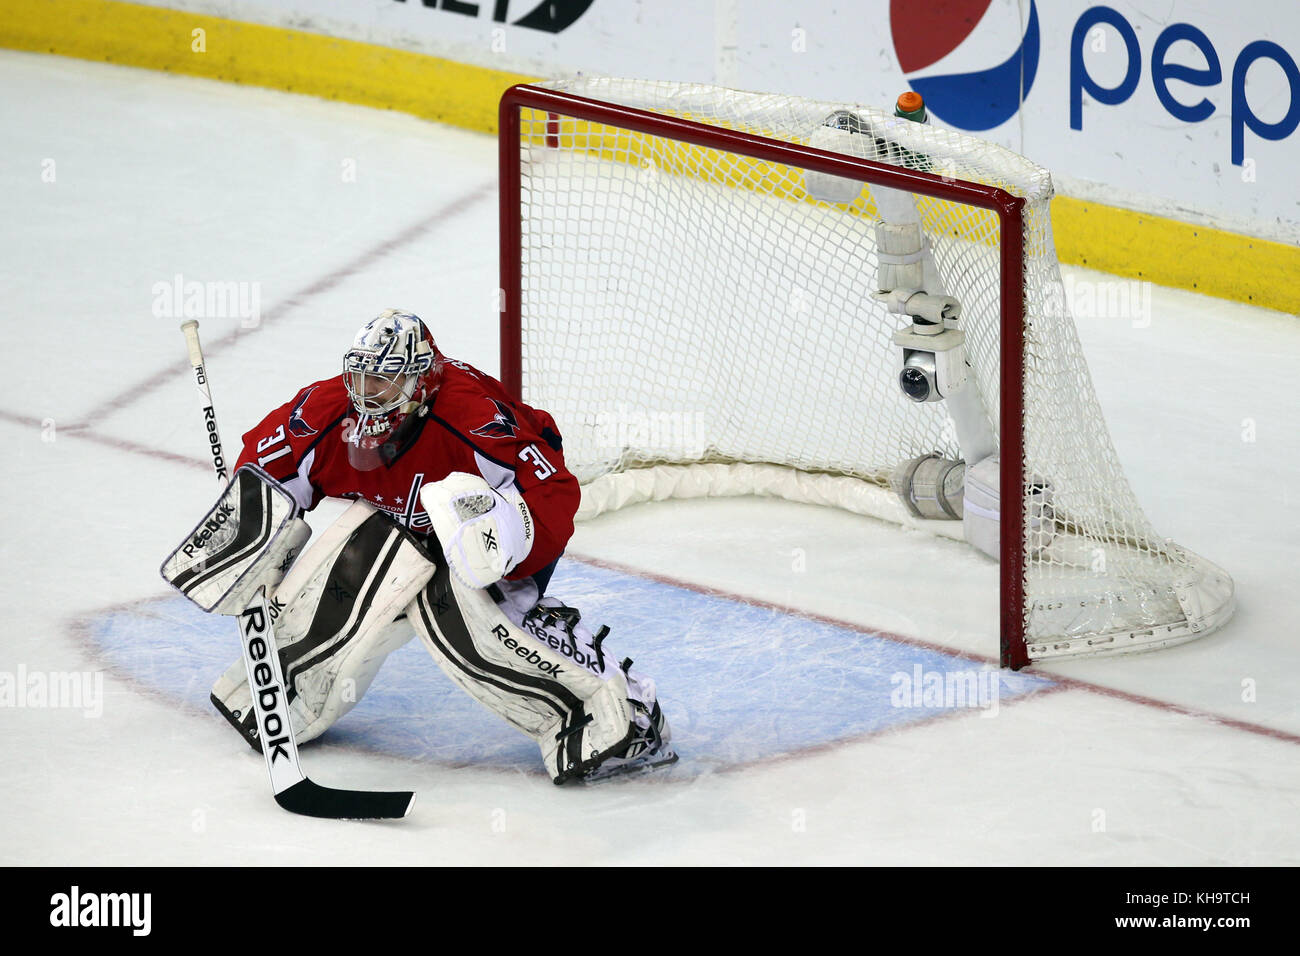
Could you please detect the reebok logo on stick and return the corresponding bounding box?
[240,604,292,765]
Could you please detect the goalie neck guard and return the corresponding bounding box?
[342,309,443,471]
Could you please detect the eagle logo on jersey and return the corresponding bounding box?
[470,398,519,440]
[287,386,319,437]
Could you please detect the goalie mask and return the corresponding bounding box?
[342,309,442,470]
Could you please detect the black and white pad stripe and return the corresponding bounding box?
[413,559,612,782]
[279,512,414,705]
[170,469,278,597]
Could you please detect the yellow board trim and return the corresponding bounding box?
[1051,196,1298,313]
[0,0,535,132]
[3,0,1297,314]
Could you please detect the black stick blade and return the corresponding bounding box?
[274,779,416,820]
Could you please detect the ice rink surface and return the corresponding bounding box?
[2,51,1298,866]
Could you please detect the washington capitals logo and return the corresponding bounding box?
[470,398,519,440]
[287,386,319,437]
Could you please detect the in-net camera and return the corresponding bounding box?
[884,290,968,403]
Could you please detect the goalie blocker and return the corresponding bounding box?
[163,465,674,783]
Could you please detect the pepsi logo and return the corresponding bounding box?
[891,0,1040,131]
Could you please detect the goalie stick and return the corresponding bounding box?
[179,319,415,820]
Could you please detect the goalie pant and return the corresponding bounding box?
[208,495,668,783]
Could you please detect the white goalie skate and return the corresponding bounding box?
[581,663,677,782]
[512,598,677,782]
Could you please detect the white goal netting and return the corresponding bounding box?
[509,77,1233,662]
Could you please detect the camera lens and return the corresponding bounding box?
[899,366,932,402]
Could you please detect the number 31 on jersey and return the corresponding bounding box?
[519,443,556,480]
[256,425,292,468]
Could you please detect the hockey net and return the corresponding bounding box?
[498,77,1234,667]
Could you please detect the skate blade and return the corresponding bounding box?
[583,748,679,783]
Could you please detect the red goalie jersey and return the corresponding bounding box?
[234,357,581,582]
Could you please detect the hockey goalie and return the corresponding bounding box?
[164,309,675,783]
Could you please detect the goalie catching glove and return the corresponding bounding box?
[421,472,534,589]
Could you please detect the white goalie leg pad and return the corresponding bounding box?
[498,580,676,782]
[161,464,312,614]
[409,563,670,783]
[210,500,434,751]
